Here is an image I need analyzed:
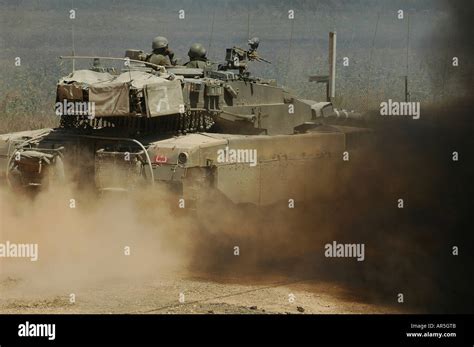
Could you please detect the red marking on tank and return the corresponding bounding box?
[155,154,168,163]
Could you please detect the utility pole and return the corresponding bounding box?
[309,32,337,102]
[328,31,337,101]
[404,15,410,102]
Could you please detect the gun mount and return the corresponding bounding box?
[219,37,271,75]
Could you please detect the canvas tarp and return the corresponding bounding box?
[113,70,166,89]
[57,83,84,101]
[89,82,130,117]
[60,70,115,85]
[58,69,184,117]
[145,80,184,117]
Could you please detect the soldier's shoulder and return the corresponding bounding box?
[186,60,207,69]
[197,60,208,69]
[148,53,168,65]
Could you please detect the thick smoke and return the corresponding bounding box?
[189,102,474,313]
[425,0,474,92]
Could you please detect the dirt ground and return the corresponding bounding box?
[0,272,408,314]
[0,167,412,315]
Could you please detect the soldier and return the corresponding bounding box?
[146,36,177,66]
[248,37,260,53]
[185,43,208,69]
[247,37,264,61]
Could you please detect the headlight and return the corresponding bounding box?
[178,152,189,165]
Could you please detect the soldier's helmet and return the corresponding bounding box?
[188,43,206,59]
[248,37,260,50]
[152,36,169,50]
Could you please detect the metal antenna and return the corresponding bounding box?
[365,10,381,110]
[208,2,216,58]
[286,18,295,85]
[405,14,410,102]
[247,2,250,40]
[71,0,75,72]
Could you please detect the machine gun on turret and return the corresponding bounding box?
[220,37,271,75]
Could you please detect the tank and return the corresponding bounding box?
[0,38,371,208]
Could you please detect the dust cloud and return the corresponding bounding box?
[0,100,472,313]
[188,97,474,313]
[0,182,194,295]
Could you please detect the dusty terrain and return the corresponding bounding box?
[0,273,407,314]
[0,188,408,315]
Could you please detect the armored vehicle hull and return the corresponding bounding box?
[0,124,371,208]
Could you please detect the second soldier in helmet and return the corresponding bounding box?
[185,43,208,69]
